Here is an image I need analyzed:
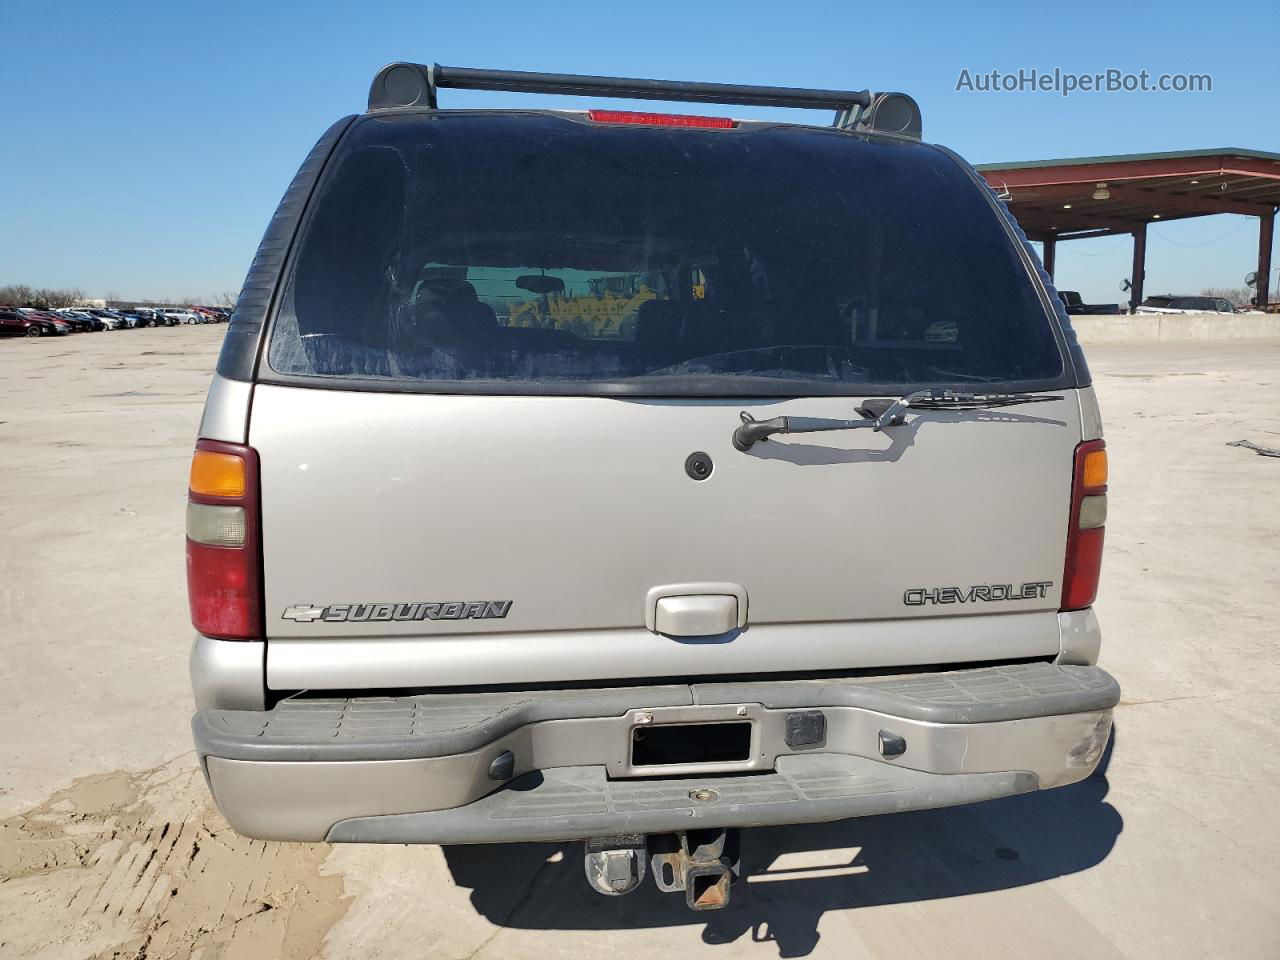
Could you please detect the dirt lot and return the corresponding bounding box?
[1,328,1277,959]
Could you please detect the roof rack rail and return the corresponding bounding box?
[367,62,921,139]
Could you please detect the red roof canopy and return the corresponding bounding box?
[977,148,1280,241]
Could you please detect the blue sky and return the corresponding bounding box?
[1,0,1273,303]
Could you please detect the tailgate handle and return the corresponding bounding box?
[646,583,748,637]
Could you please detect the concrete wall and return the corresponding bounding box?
[1071,312,1280,344]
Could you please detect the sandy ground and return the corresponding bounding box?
[1,327,1277,959]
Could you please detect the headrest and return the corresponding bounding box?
[417,278,479,303]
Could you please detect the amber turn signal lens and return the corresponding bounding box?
[190,450,246,498]
[1082,449,1108,489]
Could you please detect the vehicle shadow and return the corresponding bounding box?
[441,728,1122,958]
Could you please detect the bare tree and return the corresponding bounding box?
[1,284,88,308]
[1201,286,1253,306]
[39,287,85,308]
[0,284,36,306]
[3,283,236,309]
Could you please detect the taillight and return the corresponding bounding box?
[587,109,735,128]
[1061,439,1107,611]
[186,440,262,639]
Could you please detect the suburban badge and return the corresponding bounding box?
[281,601,513,623]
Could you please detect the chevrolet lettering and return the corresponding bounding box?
[903,582,1055,606]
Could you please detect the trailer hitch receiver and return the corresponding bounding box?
[650,828,741,911]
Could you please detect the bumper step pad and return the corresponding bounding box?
[194,662,1119,763]
[325,754,1036,843]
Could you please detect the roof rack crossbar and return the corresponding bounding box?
[431,63,871,111]
[367,62,922,139]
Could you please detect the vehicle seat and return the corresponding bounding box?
[635,300,689,365]
[412,280,497,344]
[682,300,751,357]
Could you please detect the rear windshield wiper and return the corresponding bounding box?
[732,389,1062,451]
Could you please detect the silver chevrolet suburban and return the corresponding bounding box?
[187,63,1117,910]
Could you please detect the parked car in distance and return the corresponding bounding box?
[1057,290,1123,316]
[1137,294,1242,315]
[42,313,74,335]
[130,308,177,326]
[57,309,97,329]
[1,308,51,336]
[57,309,107,331]
[86,309,129,329]
[159,308,206,325]
[114,310,151,329]
[20,308,89,332]
[1,307,71,335]
[130,307,163,326]
[80,309,126,330]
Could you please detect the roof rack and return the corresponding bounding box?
[367,62,921,139]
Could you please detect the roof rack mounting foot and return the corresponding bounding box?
[369,62,438,110]
[846,92,922,139]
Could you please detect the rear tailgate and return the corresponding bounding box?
[253,385,1079,687]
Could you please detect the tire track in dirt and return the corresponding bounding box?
[0,758,350,959]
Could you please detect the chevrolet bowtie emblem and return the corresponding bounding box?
[281,604,327,622]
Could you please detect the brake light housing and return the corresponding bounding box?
[186,440,262,639]
[1061,440,1107,611]
[588,109,735,129]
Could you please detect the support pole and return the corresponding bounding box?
[1257,208,1274,310]
[1042,235,1057,280]
[1129,223,1147,313]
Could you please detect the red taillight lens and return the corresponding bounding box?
[587,109,735,128]
[1062,440,1107,610]
[187,538,259,637]
[186,439,262,639]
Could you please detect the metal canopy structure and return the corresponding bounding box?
[977,148,1280,311]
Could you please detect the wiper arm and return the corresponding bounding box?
[732,389,1062,452]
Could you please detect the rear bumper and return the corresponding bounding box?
[193,662,1117,843]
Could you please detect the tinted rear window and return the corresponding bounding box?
[268,113,1065,395]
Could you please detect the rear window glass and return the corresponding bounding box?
[268,113,1064,394]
